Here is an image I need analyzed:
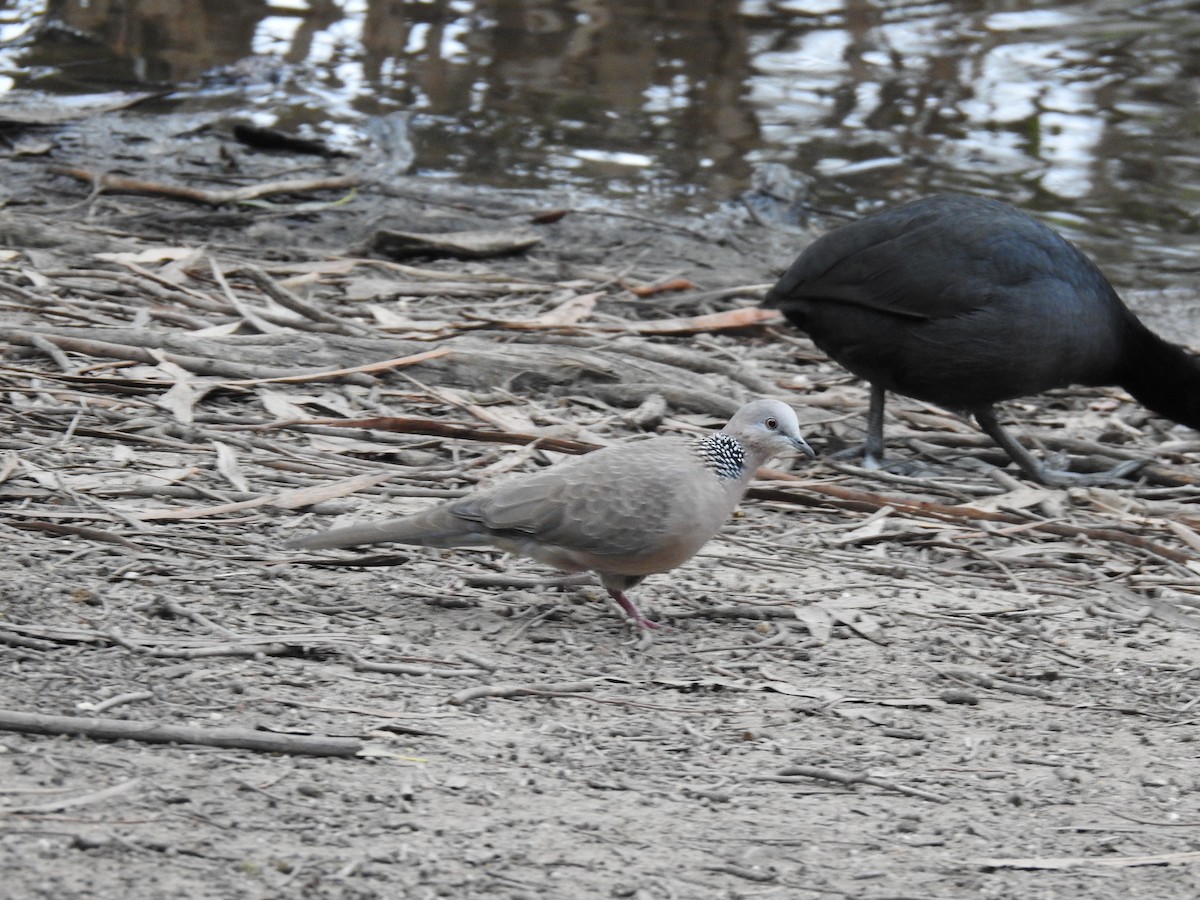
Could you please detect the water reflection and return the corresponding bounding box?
[2,0,1197,267]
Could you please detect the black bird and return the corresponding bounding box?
[763,193,1200,485]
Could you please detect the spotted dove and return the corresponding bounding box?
[287,399,814,628]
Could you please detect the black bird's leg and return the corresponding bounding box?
[863,383,887,467]
[829,383,889,467]
[973,405,1147,487]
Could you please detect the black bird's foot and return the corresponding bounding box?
[1021,456,1149,488]
[973,407,1149,489]
[828,442,899,470]
[828,444,877,464]
[828,444,936,478]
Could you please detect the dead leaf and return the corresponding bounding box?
[259,389,311,421]
[366,305,452,332]
[830,517,892,546]
[369,227,542,260]
[1166,520,1200,554]
[17,460,60,489]
[793,606,833,643]
[968,486,1057,513]
[189,321,242,337]
[795,596,889,644]
[156,380,198,424]
[0,451,19,485]
[529,208,569,224]
[213,441,250,493]
[626,278,696,297]
[827,607,889,644]
[10,138,52,157]
[530,291,600,326]
[95,247,199,265]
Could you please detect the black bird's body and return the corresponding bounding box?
[764,193,1200,484]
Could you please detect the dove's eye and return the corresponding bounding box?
[765,417,778,430]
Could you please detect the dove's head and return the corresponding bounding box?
[723,399,815,463]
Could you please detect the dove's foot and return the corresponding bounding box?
[607,588,663,630]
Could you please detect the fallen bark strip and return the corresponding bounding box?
[749,478,1195,566]
[6,336,446,388]
[0,708,362,757]
[51,166,361,206]
[268,416,603,456]
[1,328,351,383]
[215,348,449,386]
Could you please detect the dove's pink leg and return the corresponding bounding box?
[607,589,662,629]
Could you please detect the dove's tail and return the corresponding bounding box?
[286,504,483,551]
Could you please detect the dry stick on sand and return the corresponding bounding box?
[0,708,363,757]
[0,778,142,815]
[971,850,1200,870]
[50,166,361,206]
[754,765,950,804]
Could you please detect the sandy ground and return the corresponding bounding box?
[2,115,1200,899]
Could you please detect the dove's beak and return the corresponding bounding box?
[791,434,816,459]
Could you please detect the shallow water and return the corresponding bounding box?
[2,0,1197,285]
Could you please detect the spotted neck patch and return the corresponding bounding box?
[693,433,746,480]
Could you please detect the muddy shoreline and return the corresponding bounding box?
[2,118,1200,899]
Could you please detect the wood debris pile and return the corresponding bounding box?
[2,177,1200,896]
